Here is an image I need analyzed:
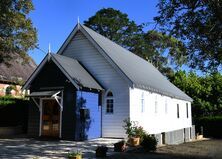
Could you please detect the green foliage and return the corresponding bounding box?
[123,119,157,150]
[0,0,37,64]
[123,118,146,138]
[67,150,82,158]
[140,134,158,152]
[0,97,28,127]
[195,116,222,138]
[155,0,222,72]
[84,8,187,76]
[84,8,143,50]
[0,96,16,106]
[142,30,187,76]
[169,71,222,117]
[114,140,126,152]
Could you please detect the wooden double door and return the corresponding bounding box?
[42,99,60,137]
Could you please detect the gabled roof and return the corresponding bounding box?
[58,24,192,102]
[23,53,103,91]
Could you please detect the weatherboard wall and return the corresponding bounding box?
[129,87,192,134]
[61,31,129,138]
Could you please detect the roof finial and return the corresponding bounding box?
[77,16,80,29]
[48,43,51,53]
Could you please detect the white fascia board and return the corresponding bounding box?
[57,24,79,55]
[56,23,133,87]
[79,25,134,87]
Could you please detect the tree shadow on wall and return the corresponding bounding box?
[76,96,92,140]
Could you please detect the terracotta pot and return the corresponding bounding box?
[129,137,140,146]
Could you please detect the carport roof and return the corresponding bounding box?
[27,90,60,97]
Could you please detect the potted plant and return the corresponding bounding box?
[67,150,82,159]
[123,118,146,146]
[95,146,108,157]
[114,140,126,152]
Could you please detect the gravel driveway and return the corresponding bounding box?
[0,137,221,159]
[0,137,120,159]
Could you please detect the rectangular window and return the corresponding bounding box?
[186,103,189,118]
[165,98,168,114]
[106,99,113,114]
[155,96,158,114]
[177,104,180,118]
[141,92,145,112]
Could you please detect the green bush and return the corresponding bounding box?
[0,96,16,106]
[195,116,222,138]
[123,118,146,138]
[0,97,29,128]
[140,134,158,152]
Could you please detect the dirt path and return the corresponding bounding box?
[108,139,222,159]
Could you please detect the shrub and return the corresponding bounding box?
[114,140,126,152]
[195,116,222,138]
[0,96,16,106]
[67,150,82,159]
[123,118,146,138]
[140,134,158,152]
[95,146,108,157]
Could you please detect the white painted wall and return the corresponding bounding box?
[62,32,129,138]
[129,87,192,134]
[60,30,192,138]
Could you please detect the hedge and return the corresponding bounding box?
[0,96,29,131]
[195,116,222,138]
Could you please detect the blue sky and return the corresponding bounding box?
[29,0,159,64]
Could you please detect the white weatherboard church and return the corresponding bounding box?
[24,23,195,145]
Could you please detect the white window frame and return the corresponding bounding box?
[186,103,189,118]
[105,90,114,114]
[141,92,145,112]
[177,104,180,118]
[165,97,168,114]
[155,95,158,114]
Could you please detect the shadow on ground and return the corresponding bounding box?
[0,137,120,159]
[0,137,221,159]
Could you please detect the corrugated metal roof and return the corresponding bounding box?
[51,54,103,90]
[80,24,192,101]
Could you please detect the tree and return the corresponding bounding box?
[84,8,143,50]
[170,71,222,117]
[84,8,187,76]
[0,0,37,64]
[155,0,222,72]
[141,30,186,76]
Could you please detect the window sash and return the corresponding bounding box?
[106,99,113,113]
[177,104,180,118]
[186,103,189,118]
